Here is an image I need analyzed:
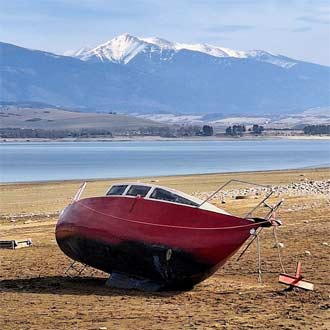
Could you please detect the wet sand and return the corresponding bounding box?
[0,168,329,329]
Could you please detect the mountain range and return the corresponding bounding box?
[66,34,297,68]
[1,34,329,115]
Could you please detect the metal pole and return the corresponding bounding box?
[236,228,263,261]
[244,190,274,218]
[72,182,87,202]
[198,179,270,208]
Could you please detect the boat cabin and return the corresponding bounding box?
[106,183,229,215]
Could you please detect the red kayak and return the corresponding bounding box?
[56,181,279,291]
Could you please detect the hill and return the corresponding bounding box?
[0,104,165,134]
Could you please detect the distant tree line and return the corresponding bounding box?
[0,125,215,139]
[263,128,300,131]
[136,125,214,137]
[133,126,176,137]
[250,124,264,134]
[225,125,246,136]
[303,125,330,135]
[225,124,265,136]
[0,128,113,138]
[196,125,214,136]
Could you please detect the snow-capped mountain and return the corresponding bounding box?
[1,40,329,115]
[70,33,297,68]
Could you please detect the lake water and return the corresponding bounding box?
[0,139,329,183]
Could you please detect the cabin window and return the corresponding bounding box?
[107,185,128,196]
[126,185,151,197]
[150,188,198,207]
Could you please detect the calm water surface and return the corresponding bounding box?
[0,140,329,183]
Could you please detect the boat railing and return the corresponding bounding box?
[72,182,87,203]
[198,179,282,220]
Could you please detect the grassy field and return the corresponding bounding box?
[0,106,163,132]
[0,168,329,329]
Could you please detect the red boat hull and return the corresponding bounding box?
[56,196,261,290]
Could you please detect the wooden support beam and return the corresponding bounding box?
[278,261,314,291]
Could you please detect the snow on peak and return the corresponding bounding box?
[73,33,147,63]
[176,43,247,58]
[69,34,297,68]
[63,46,92,57]
[140,37,175,49]
[244,50,297,68]
[140,36,247,58]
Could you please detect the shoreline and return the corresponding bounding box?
[1,166,329,186]
[1,135,330,143]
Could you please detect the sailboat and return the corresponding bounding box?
[56,180,282,291]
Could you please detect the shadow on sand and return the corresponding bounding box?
[0,276,180,297]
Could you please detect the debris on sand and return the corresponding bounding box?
[0,239,32,250]
[193,179,330,201]
[273,242,284,248]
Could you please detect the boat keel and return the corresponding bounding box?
[106,272,164,292]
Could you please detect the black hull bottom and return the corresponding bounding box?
[57,235,213,291]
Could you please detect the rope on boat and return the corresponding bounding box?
[236,227,263,261]
[236,204,286,282]
[238,225,287,284]
[273,226,286,273]
[256,232,262,283]
[78,203,269,231]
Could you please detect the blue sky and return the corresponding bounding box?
[1,0,329,65]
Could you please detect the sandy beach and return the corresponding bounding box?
[0,168,329,329]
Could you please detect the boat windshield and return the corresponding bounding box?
[126,185,151,197]
[106,185,128,196]
[150,188,198,207]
